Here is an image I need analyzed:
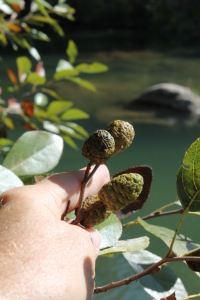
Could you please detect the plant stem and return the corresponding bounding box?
[182,293,200,300]
[123,208,183,230]
[94,256,200,294]
[166,191,198,257]
[72,163,100,225]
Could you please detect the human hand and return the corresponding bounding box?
[0,164,110,300]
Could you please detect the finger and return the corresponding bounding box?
[37,164,110,218]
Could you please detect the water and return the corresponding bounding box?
[1,51,200,298]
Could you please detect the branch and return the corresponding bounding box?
[123,208,183,229]
[72,163,100,225]
[94,256,200,294]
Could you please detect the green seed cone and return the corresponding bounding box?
[82,129,115,164]
[80,194,111,227]
[98,173,144,212]
[106,120,135,154]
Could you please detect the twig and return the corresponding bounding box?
[167,191,198,257]
[182,293,200,300]
[94,256,200,294]
[72,163,100,225]
[123,208,183,229]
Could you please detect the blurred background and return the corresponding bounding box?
[1,0,200,299]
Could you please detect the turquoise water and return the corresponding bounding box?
[1,51,200,298]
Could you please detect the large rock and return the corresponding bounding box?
[129,83,200,115]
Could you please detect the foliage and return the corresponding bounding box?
[0,0,108,154]
[1,120,200,299]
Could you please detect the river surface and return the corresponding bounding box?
[1,50,200,299]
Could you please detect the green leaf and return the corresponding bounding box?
[177,138,200,211]
[124,250,188,299]
[61,108,89,120]
[0,165,23,195]
[68,77,96,92]
[65,122,89,138]
[61,135,78,150]
[30,15,58,25]
[26,72,46,85]
[99,236,150,256]
[41,88,62,99]
[75,62,108,73]
[95,214,122,250]
[138,217,200,255]
[47,101,73,115]
[53,69,80,80]
[34,93,48,107]
[3,131,63,176]
[1,116,14,129]
[58,125,84,140]
[0,138,13,146]
[16,56,32,75]
[66,40,78,64]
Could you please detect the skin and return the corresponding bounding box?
[0,164,110,300]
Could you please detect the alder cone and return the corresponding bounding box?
[80,195,111,227]
[106,120,135,154]
[98,173,144,212]
[82,130,115,164]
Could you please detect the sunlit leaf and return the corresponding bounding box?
[53,69,79,80]
[138,218,200,256]
[177,138,200,211]
[16,56,32,78]
[75,62,108,73]
[58,125,85,140]
[31,29,50,42]
[26,72,46,85]
[7,69,18,85]
[115,166,153,219]
[0,3,14,14]
[124,250,188,299]
[65,122,88,137]
[56,59,73,71]
[68,77,96,92]
[0,138,13,146]
[29,47,41,61]
[99,236,149,256]
[3,131,63,176]
[61,108,89,120]
[66,40,78,64]
[34,93,48,106]
[95,213,122,250]
[0,165,23,195]
[47,101,73,115]
[43,121,59,134]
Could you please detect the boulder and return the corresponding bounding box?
[129,83,200,115]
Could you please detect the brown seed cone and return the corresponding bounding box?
[98,173,144,212]
[106,120,135,154]
[82,129,115,164]
[80,194,111,227]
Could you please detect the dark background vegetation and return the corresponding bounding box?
[57,0,200,52]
